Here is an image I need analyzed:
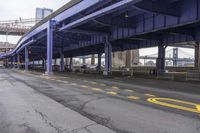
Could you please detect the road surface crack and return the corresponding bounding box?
[35,109,64,133]
[63,123,96,133]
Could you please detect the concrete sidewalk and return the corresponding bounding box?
[0,71,115,133]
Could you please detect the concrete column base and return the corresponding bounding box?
[44,71,54,76]
[103,71,112,77]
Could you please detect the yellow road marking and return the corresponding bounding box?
[144,94,156,97]
[92,88,102,91]
[83,80,89,83]
[56,80,63,82]
[127,96,140,100]
[111,86,119,89]
[148,98,200,113]
[197,105,200,111]
[71,83,77,86]
[90,81,97,85]
[107,92,118,95]
[80,85,89,88]
[124,89,134,92]
[100,84,106,86]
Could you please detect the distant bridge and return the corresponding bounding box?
[0,18,41,36]
[140,48,194,66]
[0,42,15,53]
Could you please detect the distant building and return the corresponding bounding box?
[112,49,140,68]
[35,8,53,22]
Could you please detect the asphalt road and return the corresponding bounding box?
[0,69,200,133]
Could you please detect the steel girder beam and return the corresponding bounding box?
[59,0,142,31]
[64,29,107,35]
[16,39,36,53]
[132,0,180,17]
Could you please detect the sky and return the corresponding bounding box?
[0,0,70,44]
[0,0,194,57]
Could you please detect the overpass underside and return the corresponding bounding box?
[1,0,200,76]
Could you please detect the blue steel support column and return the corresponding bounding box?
[25,47,29,71]
[13,56,16,68]
[17,54,20,69]
[195,42,200,71]
[156,44,166,73]
[97,52,102,71]
[103,36,112,76]
[60,49,65,71]
[46,20,55,75]
[69,57,73,70]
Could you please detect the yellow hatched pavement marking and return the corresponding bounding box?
[83,80,89,83]
[148,98,200,114]
[80,85,89,88]
[92,88,102,91]
[107,92,118,95]
[144,94,156,97]
[111,86,120,90]
[197,105,200,111]
[56,80,63,82]
[100,84,106,86]
[90,81,97,85]
[127,96,140,100]
[124,89,134,92]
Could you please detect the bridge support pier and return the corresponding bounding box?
[103,36,112,76]
[195,42,200,71]
[42,59,46,70]
[60,49,65,71]
[82,57,86,64]
[97,53,102,71]
[156,44,166,73]
[13,56,16,68]
[17,54,20,69]
[46,20,55,75]
[69,57,73,70]
[91,54,95,65]
[25,47,29,71]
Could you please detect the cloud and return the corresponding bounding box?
[0,0,70,20]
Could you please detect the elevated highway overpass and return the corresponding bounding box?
[0,0,200,75]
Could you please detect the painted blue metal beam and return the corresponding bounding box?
[46,20,56,75]
[132,0,180,17]
[25,47,29,71]
[16,39,36,53]
[59,0,142,31]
